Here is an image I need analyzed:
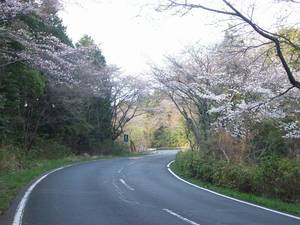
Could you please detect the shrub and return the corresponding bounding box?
[256,156,300,202]
[250,121,287,160]
[30,139,73,160]
[88,139,129,155]
[277,158,300,202]
[174,151,300,203]
[109,142,129,155]
[193,156,214,183]
[202,131,246,161]
[175,151,195,177]
[0,146,23,172]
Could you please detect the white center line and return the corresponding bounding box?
[119,178,135,191]
[117,167,124,174]
[163,208,200,225]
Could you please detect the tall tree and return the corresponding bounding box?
[157,0,300,90]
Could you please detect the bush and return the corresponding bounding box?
[174,151,300,203]
[88,139,129,155]
[193,155,215,183]
[0,141,74,173]
[30,139,73,160]
[277,158,300,202]
[200,131,246,161]
[175,151,195,177]
[109,142,129,155]
[213,162,254,193]
[0,146,24,172]
[255,156,300,202]
[250,121,287,160]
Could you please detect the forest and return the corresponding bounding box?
[0,0,300,216]
[0,0,151,168]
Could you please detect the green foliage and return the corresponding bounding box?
[126,96,188,150]
[1,63,45,108]
[0,146,23,172]
[1,10,114,160]
[151,126,170,147]
[255,156,300,201]
[278,27,300,71]
[211,161,255,193]
[173,150,195,177]
[0,63,46,143]
[0,3,134,214]
[76,35,95,47]
[174,151,300,203]
[76,35,106,67]
[151,125,187,148]
[171,163,300,216]
[250,121,287,159]
[29,139,73,160]
[20,14,73,46]
[38,93,114,155]
[0,95,8,142]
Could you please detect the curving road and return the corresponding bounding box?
[10,150,300,225]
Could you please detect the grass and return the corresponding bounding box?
[170,162,300,217]
[0,152,146,215]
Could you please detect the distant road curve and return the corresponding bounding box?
[8,150,300,225]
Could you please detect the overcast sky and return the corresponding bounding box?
[59,0,299,75]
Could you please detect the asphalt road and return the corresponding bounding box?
[10,150,300,225]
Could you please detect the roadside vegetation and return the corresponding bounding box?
[172,151,300,216]
[0,0,146,214]
[125,94,188,151]
[153,0,300,216]
[1,0,300,218]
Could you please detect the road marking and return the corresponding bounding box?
[117,167,124,174]
[167,160,300,221]
[163,208,200,225]
[113,178,140,205]
[113,180,123,195]
[119,178,135,191]
[12,165,70,225]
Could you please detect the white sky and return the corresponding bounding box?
[59,0,299,75]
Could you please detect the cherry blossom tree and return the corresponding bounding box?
[1,1,121,151]
[111,74,146,141]
[153,39,300,155]
[0,0,37,22]
[1,1,79,83]
[157,0,300,90]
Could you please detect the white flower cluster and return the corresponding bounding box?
[280,121,300,138]
[155,42,300,139]
[0,0,37,22]
[1,0,112,98]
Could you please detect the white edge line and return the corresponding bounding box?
[163,208,200,225]
[12,165,71,225]
[119,178,135,191]
[167,160,300,221]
